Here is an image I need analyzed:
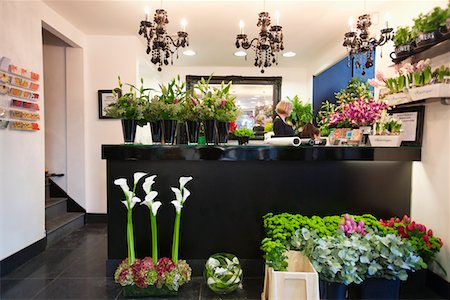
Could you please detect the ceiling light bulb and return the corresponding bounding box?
[234,51,247,57]
[348,16,354,31]
[144,6,150,21]
[180,18,187,31]
[239,20,245,34]
[275,11,280,26]
[283,51,296,57]
[183,49,196,56]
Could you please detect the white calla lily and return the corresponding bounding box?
[121,200,128,208]
[143,175,157,194]
[133,172,147,186]
[183,188,191,203]
[179,176,193,189]
[114,178,129,194]
[171,187,182,202]
[151,201,162,215]
[130,196,141,209]
[171,200,183,213]
[143,191,158,204]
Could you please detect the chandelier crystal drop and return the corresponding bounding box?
[343,14,393,74]
[138,8,189,71]
[235,12,284,73]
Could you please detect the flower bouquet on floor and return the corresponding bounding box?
[113,173,193,297]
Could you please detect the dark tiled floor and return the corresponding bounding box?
[0,223,446,299]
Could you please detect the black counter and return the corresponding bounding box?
[103,144,419,274]
[102,144,421,161]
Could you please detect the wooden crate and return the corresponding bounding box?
[261,251,319,300]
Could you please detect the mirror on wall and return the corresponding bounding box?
[186,75,282,132]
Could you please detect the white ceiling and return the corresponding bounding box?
[42,0,430,69]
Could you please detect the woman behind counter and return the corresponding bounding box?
[273,100,295,137]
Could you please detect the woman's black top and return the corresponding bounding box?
[273,116,295,137]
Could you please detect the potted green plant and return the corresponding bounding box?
[157,75,185,144]
[213,81,240,144]
[194,76,218,144]
[285,95,313,132]
[105,77,148,143]
[233,128,255,145]
[180,92,203,145]
[413,6,448,48]
[143,97,163,144]
[392,26,414,59]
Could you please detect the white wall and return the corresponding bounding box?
[0,0,85,260]
[43,44,67,190]
[83,35,160,213]
[160,66,312,103]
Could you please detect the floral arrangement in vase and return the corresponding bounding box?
[204,253,243,294]
[113,172,193,297]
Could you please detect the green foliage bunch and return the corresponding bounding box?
[156,75,185,120]
[291,228,426,284]
[316,101,336,136]
[393,26,414,47]
[413,5,450,36]
[233,128,255,138]
[285,96,313,131]
[264,122,273,133]
[335,78,373,104]
[433,65,450,83]
[105,77,150,126]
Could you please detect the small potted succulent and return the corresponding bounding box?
[233,128,255,145]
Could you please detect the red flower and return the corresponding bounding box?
[428,229,433,236]
[422,235,429,242]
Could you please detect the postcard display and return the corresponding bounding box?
[0,56,40,131]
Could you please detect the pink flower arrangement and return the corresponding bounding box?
[329,98,388,127]
[339,214,365,235]
[115,257,192,291]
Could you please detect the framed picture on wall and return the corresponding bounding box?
[98,90,115,119]
[389,105,425,147]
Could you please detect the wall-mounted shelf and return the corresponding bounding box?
[392,38,450,65]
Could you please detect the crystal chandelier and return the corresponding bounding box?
[235,12,284,73]
[343,14,393,73]
[138,7,189,71]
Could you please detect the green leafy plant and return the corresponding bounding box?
[285,96,313,131]
[233,128,255,138]
[393,26,414,47]
[156,75,185,120]
[413,6,449,36]
[433,65,450,83]
[105,77,149,126]
[316,101,337,136]
[264,122,273,133]
[335,78,373,104]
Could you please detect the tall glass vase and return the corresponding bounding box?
[121,119,137,144]
[150,121,162,144]
[217,121,230,144]
[186,121,201,145]
[203,119,217,145]
[162,120,177,145]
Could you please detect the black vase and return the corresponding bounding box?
[150,121,162,144]
[319,280,346,300]
[348,279,400,300]
[237,136,250,145]
[121,119,137,144]
[217,121,230,144]
[162,120,177,145]
[415,30,440,48]
[186,121,200,145]
[203,119,217,145]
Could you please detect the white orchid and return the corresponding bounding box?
[179,176,193,190]
[133,172,148,186]
[114,178,129,194]
[141,191,162,215]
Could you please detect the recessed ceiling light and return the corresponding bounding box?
[283,51,296,58]
[183,49,196,56]
[234,51,247,57]
[251,101,257,103]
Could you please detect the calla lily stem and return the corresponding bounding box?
[172,212,181,264]
[127,208,135,264]
[150,211,158,264]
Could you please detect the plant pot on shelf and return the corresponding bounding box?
[383,92,412,106]
[348,278,400,300]
[262,251,320,300]
[150,121,162,144]
[217,121,230,144]
[439,19,450,39]
[409,83,450,101]
[162,120,177,145]
[185,120,200,145]
[123,285,178,298]
[121,119,137,144]
[415,30,441,49]
[391,43,414,60]
[237,136,250,145]
[368,135,402,147]
[203,119,217,145]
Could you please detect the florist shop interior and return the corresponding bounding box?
[1,0,450,299]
